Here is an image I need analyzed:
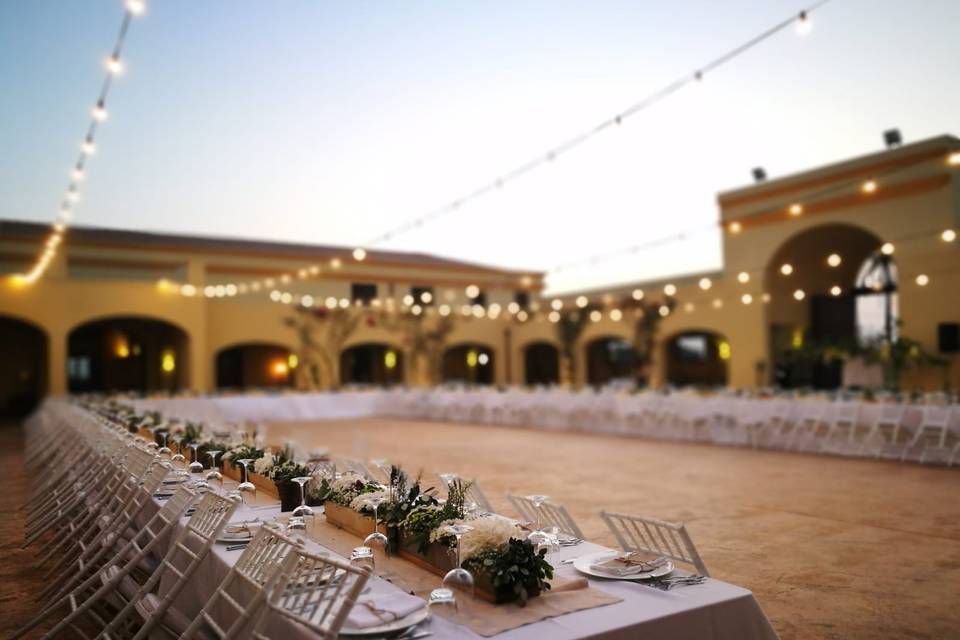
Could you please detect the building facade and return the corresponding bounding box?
[1,134,958,416]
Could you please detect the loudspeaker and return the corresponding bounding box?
[938,323,959,353]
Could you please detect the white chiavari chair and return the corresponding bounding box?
[507,494,584,539]
[248,546,372,640]
[180,527,301,639]
[819,400,863,455]
[600,510,709,576]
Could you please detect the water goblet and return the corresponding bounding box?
[188,443,204,473]
[441,523,475,598]
[157,432,171,456]
[171,435,186,464]
[428,587,458,613]
[350,546,376,572]
[525,494,551,549]
[237,459,257,506]
[362,495,389,554]
[291,476,314,518]
[205,451,223,488]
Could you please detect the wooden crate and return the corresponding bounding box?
[323,501,377,538]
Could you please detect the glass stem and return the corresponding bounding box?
[456,534,462,569]
[299,482,306,507]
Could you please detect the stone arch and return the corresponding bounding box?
[214,341,295,390]
[664,329,730,388]
[66,315,190,393]
[0,315,49,418]
[522,341,560,385]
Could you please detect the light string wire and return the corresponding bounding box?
[13,0,145,285]
[155,1,830,297]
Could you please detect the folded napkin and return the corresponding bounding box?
[345,592,424,629]
[551,577,589,592]
[590,551,668,577]
[224,521,260,536]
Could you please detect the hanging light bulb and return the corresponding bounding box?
[861,180,878,194]
[741,294,753,305]
[788,203,804,216]
[880,242,895,256]
[92,100,108,121]
[915,274,929,286]
[631,289,644,301]
[609,308,623,321]
[830,285,842,296]
[728,221,742,234]
[106,54,123,75]
[352,248,367,261]
[780,263,794,276]
[658,305,670,317]
[827,253,842,267]
[329,257,342,269]
[793,289,806,301]
[712,299,723,309]
[941,229,956,243]
[548,311,561,323]
[71,166,85,181]
[795,10,812,36]
[698,277,712,290]
[947,151,960,166]
[126,0,146,16]
[465,284,480,299]
[663,283,677,296]
[82,137,96,155]
[737,271,750,284]
[576,296,588,308]
[589,310,602,322]
[551,299,563,310]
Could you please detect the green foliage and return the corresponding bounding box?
[264,457,309,484]
[226,445,265,470]
[381,466,439,529]
[463,538,554,606]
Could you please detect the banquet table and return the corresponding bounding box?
[139,491,778,640]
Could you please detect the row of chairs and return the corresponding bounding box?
[17,403,372,640]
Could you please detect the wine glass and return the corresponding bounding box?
[350,546,375,572]
[188,443,204,473]
[157,432,171,456]
[428,587,458,613]
[171,435,186,464]
[362,495,389,554]
[441,523,474,597]
[525,494,552,549]
[291,476,314,518]
[237,459,257,505]
[205,451,223,488]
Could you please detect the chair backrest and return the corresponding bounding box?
[184,526,301,639]
[434,472,494,513]
[600,510,709,576]
[251,547,372,639]
[507,495,583,539]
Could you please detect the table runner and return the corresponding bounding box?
[303,514,623,637]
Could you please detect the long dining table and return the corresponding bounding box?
[139,485,778,640]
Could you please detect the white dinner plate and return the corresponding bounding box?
[339,606,430,637]
[572,550,674,581]
[216,530,253,544]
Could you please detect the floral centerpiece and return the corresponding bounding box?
[321,471,385,537]
[259,453,309,512]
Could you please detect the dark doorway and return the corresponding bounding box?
[524,342,559,385]
[0,316,48,418]
[67,316,188,393]
[586,337,634,386]
[340,344,404,386]
[216,343,294,390]
[666,332,729,387]
[442,344,494,385]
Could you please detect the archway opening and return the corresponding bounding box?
[765,223,884,389]
[216,343,295,390]
[585,336,634,387]
[340,343,404,386]
[0,316,48,418]
[524,342,559,385]
[442,344,494,385]
[666,331,729,388]
[67,316,188,393]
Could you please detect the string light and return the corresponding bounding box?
[861,180,878,194]
[330,258,342,269]
[728,221,743,234]
[698,277,712,291]
[830,285,842,296]
[880,242,895,255]
[465,284,480,299]
[780,263,794,276]
[609,308,623,321]
[658,305,670,317]
[827,253,842,267]
[551,299,563,310]
[548,311,561,323]
[352,248,367,261]
[683,302,695,313]
[942,229,957,243]
[576,296,589,308]
[420,290,433,303]
[106,55,124,75]
[662,283,676,296]
[92,100,108,122]
[737,272,750,284]
[947,151,960,166]
[712,299,723,309]
[795,10,812,35]
[793,289,806,301]
[741,293,753,305]
[915,274,929,286]
[788,203,804,216]
[631,289,644,301]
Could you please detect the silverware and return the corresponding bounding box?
[226,542,251,551]
[643,575,707,590]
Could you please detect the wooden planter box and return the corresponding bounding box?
[395,530,540,604]
[323,501,377,538]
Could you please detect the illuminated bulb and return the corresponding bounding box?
[225,284,238,296]
[788,203,803,216]
[737,271,750,284]
[861,180,877,194]
[53,223,65,233]
[780,263,794,276]
[300,295,314,307]
[516,310,529,322]
[489,303,502,315]
[610,308,623,321]
[830,286,842,296]
[411,304,422,315]
[741,293,753,305]
[309,265,320,275]
[793,289,806,301]
[329,258,342,269]
[338,298,349,309]
[204,286,216,298]
[698,277,712,291]
[325,296,337,309]
[941,229,956,242]
[728,221,742,234]
[712,299,723,309]
[548,311,561,323]
[352,248,366,261]
[658,305,670,317]
[631,289,644,301]
[72,167,85,181]
[663,283,677,296]
[576,296,588,308]
[683,302,694,313]
[795,10,812,35]
[279,274,291,284]
[180,284,196,297]
[82,137,95,155]
[250,281,261,291]
[280,292,293,304]
[761,293,771,303]
[420,291,433,304]
[507,302,520,314]
[126,0,146,16]
[915,274,929,286]
[551,299,563,310]
[472,305,485,318]
[460,305,472,316]
[402,294,414,306]
[589,310,602,322]
[465,284,480,299]
[297,268,307,279]
[66,189,79,203]
[880,242,895,256]
[438,304,451,316]
[92,100,108,121]
[947,151,960,166]
[106,55,123,74]
[827,253,842,267]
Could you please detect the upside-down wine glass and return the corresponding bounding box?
[525,494,552,549]
[362,495,389,556]
[157,432,171,456]
[205,450,223,489]
[171,435,186,464]
[237,459,257,507]
[291,476,314,518]
[188,443,204,473]
[440,523,475,597]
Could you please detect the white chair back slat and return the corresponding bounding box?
[601,510,709,576]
